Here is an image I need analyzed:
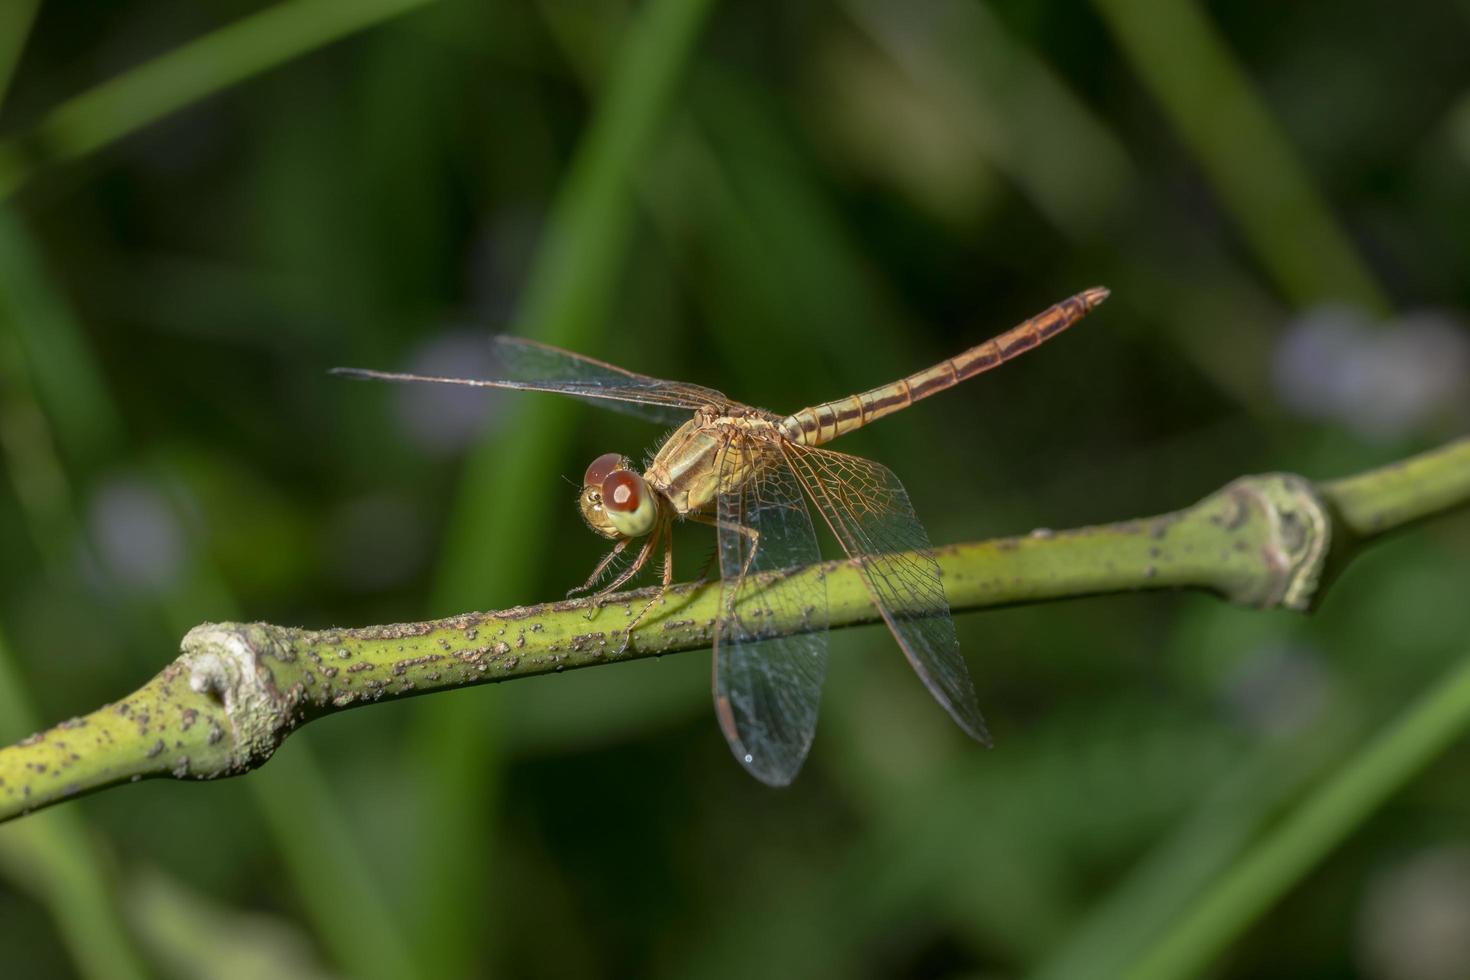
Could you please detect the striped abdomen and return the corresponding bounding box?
[780,286,1109,447]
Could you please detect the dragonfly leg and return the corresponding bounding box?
[580,528,660,621]
[691,542,720,583]
[567,539,629,598]
[617,526,676,654]
[688,513,761,611]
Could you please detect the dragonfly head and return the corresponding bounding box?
[579,452,658,539]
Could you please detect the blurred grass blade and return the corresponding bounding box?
[0,209,122,469]
[1125,649,1470,980]
[411,0,714,973]
[0,816,151,980]
[845,0,1133,234]
[1091,0,1388,313]
[0,628,150,980]
[0,0,434,198]
[1031,711,1357,980]
[248,750,418,980]
[0,329,81,574]
[837,0,1282,410]
[128,868,334,980]
[0,0,39,110]
[0,205,417,980]
[683,68,914,400]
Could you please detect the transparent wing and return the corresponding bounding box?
[784,444,989,744]
[332,335,733,425]
[713,438,829,787]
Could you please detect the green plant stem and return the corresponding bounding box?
[0,207,417,979]
[2,438,1467,824]
[1123,645,1470,980]
[0,629,150,980]
[0,0,434,199]
[1324,438,1470,536]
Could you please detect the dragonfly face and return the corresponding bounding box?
[579,452,659,539]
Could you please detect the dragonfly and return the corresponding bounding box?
[334,286,1109,785]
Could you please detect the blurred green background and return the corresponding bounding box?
[2,1,1470,977]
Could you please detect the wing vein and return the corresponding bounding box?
[782,442,989,743]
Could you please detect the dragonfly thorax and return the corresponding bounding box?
[578,452,661,539]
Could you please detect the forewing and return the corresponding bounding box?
[331,335,732,425]
[713,440,829,786]
[784,444,989,743]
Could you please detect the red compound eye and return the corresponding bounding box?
[602,470,643,513]
[584,452,627,489]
